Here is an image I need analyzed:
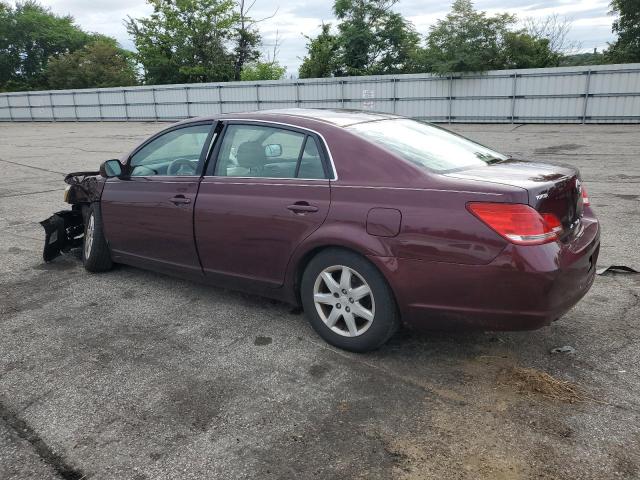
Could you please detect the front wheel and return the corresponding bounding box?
[82,203,113,273]
[301,249,399,352]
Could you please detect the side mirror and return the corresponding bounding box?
[100,159,122,178]
[264,144,282,158]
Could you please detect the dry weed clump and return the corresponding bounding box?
[499,366,586,403]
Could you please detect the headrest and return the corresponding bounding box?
[236,141,265,169]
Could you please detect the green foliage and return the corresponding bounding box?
[240,61,286,81]
[299,0,580,78]
[0,1,94,91]
[423,0,559,74]
[299,1,420,78]
[232,1,262,81]
[560,51,608,67]
[126,0,239,85]
[45,40,138,89]
[299,24,340,79]
[503,32,561,69]
[606,0,640,63]
[333,0,420,76]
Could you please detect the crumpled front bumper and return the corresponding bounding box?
[40,209,84,262]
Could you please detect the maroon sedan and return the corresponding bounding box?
[42,109,599,352]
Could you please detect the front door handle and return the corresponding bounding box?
[287,202,319,214]
[170,195,191,205]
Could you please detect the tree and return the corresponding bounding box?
[126,0,239,84]
[560,50,607,67]
[503,32,560,69]
[298,0,420,78]
[240,61,285,80]
[0,1,94,91]
[422,0,560,74]
[299,23,339,79]
[232,0,276,81]
[424,0,514,73]
[524,15,580,56]
[333,0,420,76]
[45,40,138,89]
[607,0,640,63]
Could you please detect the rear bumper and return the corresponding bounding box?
[369,216,600,331]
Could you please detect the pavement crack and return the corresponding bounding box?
[0,157,66,175]
[0,400,85,480]
[0,188,61,198]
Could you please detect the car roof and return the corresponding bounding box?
[186,108,402,128]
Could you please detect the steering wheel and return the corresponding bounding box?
[167,157,197,176]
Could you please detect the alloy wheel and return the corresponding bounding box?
[84,213,95,259]
[313,265,375,337]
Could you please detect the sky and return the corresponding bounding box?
[26,0,617,76]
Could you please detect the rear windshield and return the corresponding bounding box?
[347,119,508,172]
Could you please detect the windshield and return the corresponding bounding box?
[347,119,508,172]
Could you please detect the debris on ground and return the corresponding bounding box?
[596,265,639,275]
[550,346,576,355]
[498,367,586,403]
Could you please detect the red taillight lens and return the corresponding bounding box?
[581,186,590,207]
[467,202,563,245]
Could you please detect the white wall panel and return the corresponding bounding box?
[29,95,51,106]
[52,106,76,118]
[75,92,99,105]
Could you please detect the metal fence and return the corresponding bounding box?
[1,63,639,123]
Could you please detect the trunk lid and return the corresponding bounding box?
[445,159,584,236]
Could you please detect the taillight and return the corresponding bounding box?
[467,202,563,245]
[581,186,590,207]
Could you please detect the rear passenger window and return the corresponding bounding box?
[213,124,327,179]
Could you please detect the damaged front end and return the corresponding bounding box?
[40,171,103,262]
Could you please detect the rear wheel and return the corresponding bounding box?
[82,203,113,273]
[301,249,399,352]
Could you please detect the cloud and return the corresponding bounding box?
[27,0,616,76]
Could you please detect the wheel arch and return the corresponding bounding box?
[288,242,400,313]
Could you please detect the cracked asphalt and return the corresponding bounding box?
[0,121,639,480]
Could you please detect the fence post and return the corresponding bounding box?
[392,77,397,114]
[341,80,345,109]
[152,88,158,121]
[7,95,13,121]
[49,92,56,122]
[448,74,453,124]
[185,86,191,118]
[97,91,103,121]
[256,83,260,110]
[295,81,300,108]
[510,73,518,123]
[72,92,78,121]
[123,89,129,121]
[26,92,33,121]
[582,70,592,124]
[217,85,223,114]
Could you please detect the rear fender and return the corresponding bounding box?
[282,223,393,303]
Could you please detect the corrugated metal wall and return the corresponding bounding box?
[1,63,639,123]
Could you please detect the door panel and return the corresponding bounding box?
[99,122,216,274]
[195,178,330,286]
[102,177,202,273]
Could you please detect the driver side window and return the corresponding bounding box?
[129,124,212,176]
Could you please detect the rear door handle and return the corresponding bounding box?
[170,195,191,205]
[287,202,319,214]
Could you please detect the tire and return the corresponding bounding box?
[82,203,113,273]
[301,248,400,352]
